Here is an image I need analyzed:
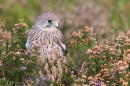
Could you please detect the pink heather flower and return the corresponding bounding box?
[12,28,16,31]
[86,49,92,55]
[24,52,29,56]
[97,52,100,54]
[103,71,107,75]
[112,73,115,77]
[20,66,27,70]
[97,47,100,51]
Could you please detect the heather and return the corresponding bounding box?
[0,20,130,85]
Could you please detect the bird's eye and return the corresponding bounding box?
[48,20,52,23]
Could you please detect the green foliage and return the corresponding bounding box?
[62,73,74,86]
[0,78,14,86]
[0,20,41,85]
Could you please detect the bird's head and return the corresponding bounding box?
[32,12,59,29]
[47,19,59,29]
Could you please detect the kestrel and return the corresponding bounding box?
[26,12,67,62]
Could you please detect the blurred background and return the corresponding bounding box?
[0,0,130,40]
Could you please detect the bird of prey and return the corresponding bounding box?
[26,12,67,62]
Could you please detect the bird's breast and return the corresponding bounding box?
[39,30,63,58]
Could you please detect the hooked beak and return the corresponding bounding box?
[53,21,59,29]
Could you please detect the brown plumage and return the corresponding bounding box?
[26,12,67,61]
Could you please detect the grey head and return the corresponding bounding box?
[32,12,59,29]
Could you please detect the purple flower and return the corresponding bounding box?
[20,66,27,70]
[95,81,101,86]
[119,69,123,73]
[38,46,42,49]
